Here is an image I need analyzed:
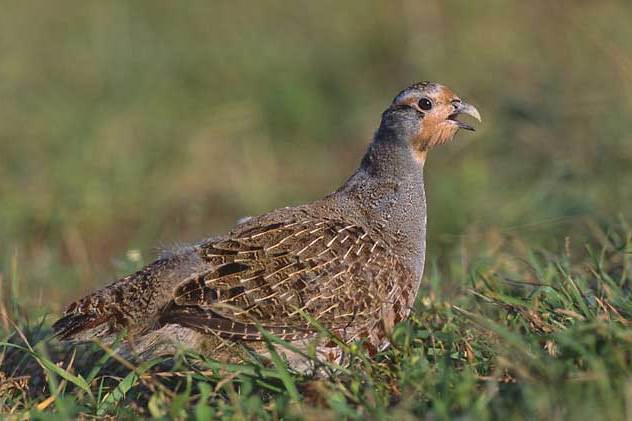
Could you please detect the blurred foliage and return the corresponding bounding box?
[1,0,631,312]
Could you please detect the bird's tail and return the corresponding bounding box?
[52,250,206,343]
[52,289,120,343]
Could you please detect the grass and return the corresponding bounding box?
[1,217,631,419]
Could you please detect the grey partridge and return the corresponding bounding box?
[53,81,480,371]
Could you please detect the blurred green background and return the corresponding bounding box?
[1,0,631,311]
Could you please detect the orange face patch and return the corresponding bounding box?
[413,103,460,150]
[413,85,460,151]
[392,83,462,156]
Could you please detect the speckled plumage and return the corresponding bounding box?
[53,81,480,371]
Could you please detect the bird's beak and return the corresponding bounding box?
[449,102,481,131]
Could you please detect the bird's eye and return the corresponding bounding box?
[418,97,433,111]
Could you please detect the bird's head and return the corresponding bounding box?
[379,81,481,163]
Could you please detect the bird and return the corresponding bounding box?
[52,81,480,371]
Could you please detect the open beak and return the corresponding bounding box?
[448,102,481,131]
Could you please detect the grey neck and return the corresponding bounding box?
[331,131,427,278]
[360,127,423,178]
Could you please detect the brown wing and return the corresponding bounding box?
[162,213,406,341]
